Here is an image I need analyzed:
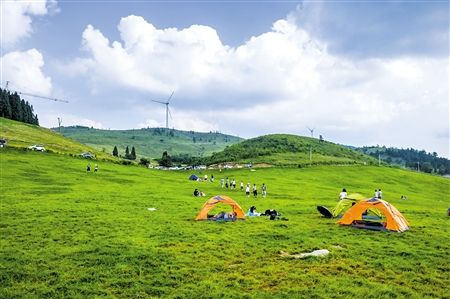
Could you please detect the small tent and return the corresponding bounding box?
[318,193,381,218]
[195,195,245,220]
[331,193,366,217]
[189,174,199,181]
[338,198,409,232]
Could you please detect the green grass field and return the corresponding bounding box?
[1,148,449,298]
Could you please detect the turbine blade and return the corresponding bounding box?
[167,91,174,102]
[152,99,167,104]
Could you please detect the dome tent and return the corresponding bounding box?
[195,195,245,221]
[338,198,409,232]
[189,174,199,181]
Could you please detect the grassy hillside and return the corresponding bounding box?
[0,117,113,161]
[205,134,376,167]
[56,126,243,159]
[1,148,449,298]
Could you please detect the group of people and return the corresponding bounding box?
[374,189,383,199]
[212,211,237,220]
[218,177,267,198]
[86,164,99,172]
[202,174,214,182]
[339,188,383,200]
[193,188,206,197]
[247,206,280,220]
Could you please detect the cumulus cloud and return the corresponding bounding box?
[1,48,52,95]
[1,0,58,48]
[66,14,448,156]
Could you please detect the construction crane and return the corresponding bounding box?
[4,81,68,103]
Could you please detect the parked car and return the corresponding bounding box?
[80,152,95,159]
[28,144,45,151]
[0,138,6,148]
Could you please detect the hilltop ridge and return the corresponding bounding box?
[203,134,376,167]
[56,126,243,159]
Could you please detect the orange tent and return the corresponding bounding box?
[195,195,245,220]
[338,198,409,232]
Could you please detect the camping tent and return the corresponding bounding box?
[189,174,199,181]
[338,198,409,232]
[317,193,382,218]
[331,193,365,217]
[195,195,245,220]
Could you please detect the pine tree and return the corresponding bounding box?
[125,146,130,158]
[131,146,136,160]
[0,92,12,118]
[159,151,172,167]
[10,93,23,121]
[112,146,118,157]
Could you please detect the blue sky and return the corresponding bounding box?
[1,0,449,157]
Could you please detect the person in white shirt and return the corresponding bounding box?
[261,183,267,197]
[377,189,382,199]
[245,184,250,197]
[339,188,347,200]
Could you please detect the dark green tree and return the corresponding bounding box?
[131,146,136,160]
[112,146,118,157]
[159,151,172,167]
[10,93,23,121]
[125,146,130,158]
[0,93,12,118]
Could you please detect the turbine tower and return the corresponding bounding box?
[152,91,174,129]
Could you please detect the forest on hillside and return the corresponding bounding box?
[357,146,450,175]
[0,88,39,125]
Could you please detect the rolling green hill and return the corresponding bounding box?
[204,134,377,167]
[56,126,243,159]
[0,117,114,161]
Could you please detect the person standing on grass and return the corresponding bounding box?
[253,184,258,198]
[339,188,347,200]
[220,178,225,188]
[374,189,379,199]
[94,164,99,172]
[232,179,236,189]
[261,183,267,198]
[245,183,251,197]
[86,164,91,172]
[378,189,382,199]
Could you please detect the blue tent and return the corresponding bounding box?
[189,174,199,181]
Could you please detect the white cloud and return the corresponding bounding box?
[1,48,52,95]
[1,0,58,48]
[65,15,448,156]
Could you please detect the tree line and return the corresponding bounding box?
[358,146,450,175]
[0,88,39,125]
[112,145,136,160]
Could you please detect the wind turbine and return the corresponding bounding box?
[152,91,174,130]
[306,126,315,163]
